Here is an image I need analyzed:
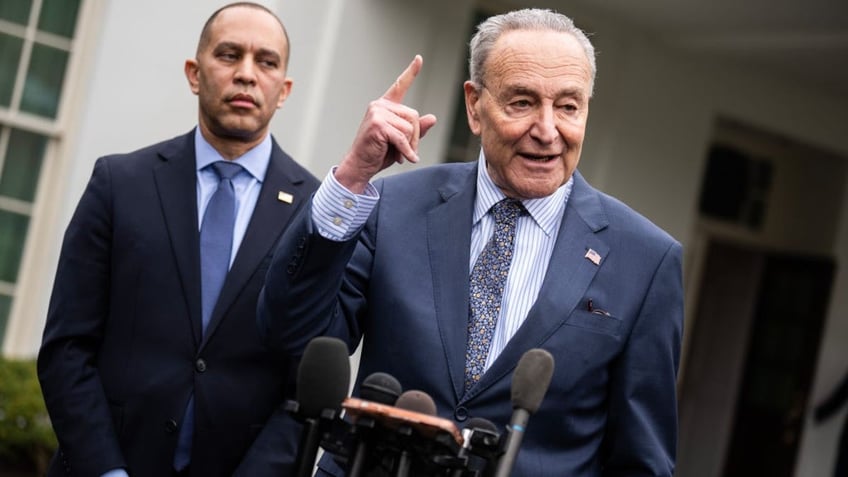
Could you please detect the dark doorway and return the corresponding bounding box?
[722,247,835,476]
[677,240,836,477]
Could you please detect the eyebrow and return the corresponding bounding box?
[501,84,586,102]
[213,41,282,63]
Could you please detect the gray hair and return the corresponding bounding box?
[468,8,597,96]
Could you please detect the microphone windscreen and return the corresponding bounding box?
[510,348,555,414]
[360,372,402,405]
[394,389,437,416]
[465,417,498,433]
[296,336,350,418]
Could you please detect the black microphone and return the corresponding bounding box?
[291,336,350,477]
[348,372,403,477]
[451,417,500,477]
[393,390,437,477]
[361,372,403,404]
[493,348,555,477]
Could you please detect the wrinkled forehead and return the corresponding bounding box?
[484,30,591,91]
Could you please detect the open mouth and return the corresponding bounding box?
[519,153,559,162]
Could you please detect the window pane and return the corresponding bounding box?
[38,0,81,38]
[20,42,68,118]
[0,128,47,201]
[0,293,10,343]
[0,0,32,26]
[0,209,29,283]
[0,33,24,108]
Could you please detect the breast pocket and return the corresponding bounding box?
[565,308,623,336]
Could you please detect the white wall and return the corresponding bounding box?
[274,0,474,175]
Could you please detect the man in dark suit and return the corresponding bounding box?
[37,3,319,476]
[259,8,683,476]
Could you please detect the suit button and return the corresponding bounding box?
[454,406,468,422]
[196,358,207,372]
[165,419,178,433]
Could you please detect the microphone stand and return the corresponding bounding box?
[347,417,377,477]
[293,416,321,477]
[289,403,340,477]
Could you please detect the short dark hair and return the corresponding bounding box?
[196,2,290,67]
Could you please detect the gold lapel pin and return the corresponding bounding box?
[277,191,293,204]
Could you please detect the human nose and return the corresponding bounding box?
[529,106,558,144]
[234,58,257,85]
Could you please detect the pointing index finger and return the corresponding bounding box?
[382,55,423,103]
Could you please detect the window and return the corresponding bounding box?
[0,0,82,341]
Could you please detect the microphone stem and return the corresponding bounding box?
[294,417,322,477]
[395,450,412,477]
[348,441,368,477]
[494,409,529,477]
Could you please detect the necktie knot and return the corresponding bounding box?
[211,161,243,182]
[491,198,524,224]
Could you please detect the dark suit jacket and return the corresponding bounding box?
[38,131,320,477]
[259,161,684,476]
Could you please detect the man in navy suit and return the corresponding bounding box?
[37,3,319,476]
[259,8,683,476]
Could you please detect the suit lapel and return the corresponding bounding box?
[153,132,203,345]
[201,142,311,346]
[428,163,478,402]
[463,172,610,401]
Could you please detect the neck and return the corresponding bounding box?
[198,125,266,160]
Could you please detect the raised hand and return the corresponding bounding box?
[335,55,438,194]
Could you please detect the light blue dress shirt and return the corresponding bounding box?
[195,127,270,267]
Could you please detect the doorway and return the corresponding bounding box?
[676,117,846,477]
[677,240,835,477]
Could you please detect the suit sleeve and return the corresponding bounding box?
[602,240,684,476]
[37,158,127,476]
[258,194,372,355]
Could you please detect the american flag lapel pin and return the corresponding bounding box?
[584,248,601,266]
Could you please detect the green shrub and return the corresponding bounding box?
[0,357,56,474]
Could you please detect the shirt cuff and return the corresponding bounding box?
[312,167,379,241]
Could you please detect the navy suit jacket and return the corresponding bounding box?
[38,131,320,477]
[259,161,683,476]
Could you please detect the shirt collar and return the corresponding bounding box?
[194,127,271,182]
[474,151,572,236]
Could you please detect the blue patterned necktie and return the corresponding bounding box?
[464,198,525,391]
[174,160,242,471]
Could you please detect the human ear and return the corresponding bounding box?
[464,81,482,136]
[184,59,200,95]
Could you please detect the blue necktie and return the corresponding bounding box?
[174,160,242,471]
[199,161,242,333]
[465,199,524,392]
